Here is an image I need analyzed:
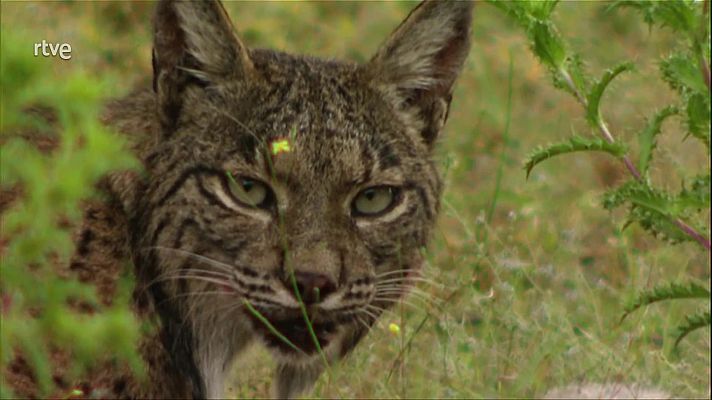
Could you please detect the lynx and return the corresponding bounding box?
[6,1,474,398]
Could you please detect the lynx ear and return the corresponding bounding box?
[152,0,254,135]
[365,1,473,146]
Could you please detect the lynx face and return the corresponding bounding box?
[127,0,472,397]
[146,53,441,354]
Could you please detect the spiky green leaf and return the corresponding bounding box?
[488,1,559,28]
[661,52,709,95]
[526,0,559,20]
[488,1,531,28]
[674,309,711,347]
[658,53,710,151]
[621,281,710,322]
[612,1,699,35]
[603,180,707,243]
[524,136,627,178]
[638,106,678,175]
[586,62,635,126]
[488,1,566,70]
[679,174,711,209]
[529,19,566,69]
[685,93,711,150]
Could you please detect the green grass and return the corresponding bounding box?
[1,1,709,398]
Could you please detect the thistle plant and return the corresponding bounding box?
[491,0,710,345]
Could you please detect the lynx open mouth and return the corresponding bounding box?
[248,313,338,355]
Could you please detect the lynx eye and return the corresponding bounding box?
[352,186,399,217]
[227,175,271,208]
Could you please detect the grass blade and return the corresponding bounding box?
[286,268,330,369]
[488,51,514,223]
[242,300,306,356]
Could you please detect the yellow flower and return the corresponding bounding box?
[388,322,400,335]
[271,139,292,155]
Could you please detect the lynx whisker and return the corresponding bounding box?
[153,290,233,311]
[375,286,437,303]
[154,270,234,283]
[143,246,237,274]
[376,276,443,288]
[372,296,427,313]
[143,269,233,289]
[376,284,434,295]
[136,269,239,302]
[167,290,232,301]
[375,268,421,279]
[356,306,381,322]
[155,275,239,291]
[354,315,373,331]
[364,304,401,321]
[375,295,437,312]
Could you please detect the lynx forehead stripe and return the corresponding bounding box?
[270,138,292,156]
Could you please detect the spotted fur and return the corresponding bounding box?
[47,1,473,398]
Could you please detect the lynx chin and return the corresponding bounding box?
[11,0,475,398]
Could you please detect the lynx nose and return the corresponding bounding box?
[287,272,336,305]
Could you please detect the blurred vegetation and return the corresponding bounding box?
[0,25,142,397]
[0,1,710,399]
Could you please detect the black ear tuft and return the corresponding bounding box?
[365,1,474,147]
[152,0,253,136]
